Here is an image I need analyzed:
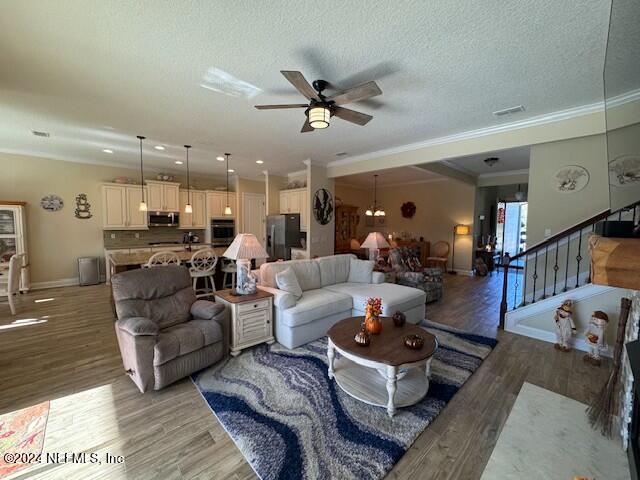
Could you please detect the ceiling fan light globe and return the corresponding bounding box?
[308,106,330,129]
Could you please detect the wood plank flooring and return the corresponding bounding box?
[0,274,611,479]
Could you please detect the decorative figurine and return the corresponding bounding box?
[584,311,609,366]
[404,334,424,350]
[554,299,576,352]
[354,329,371,347]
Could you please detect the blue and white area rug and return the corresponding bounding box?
[192,321,497,480]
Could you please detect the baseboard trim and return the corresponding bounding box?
[451,269,474,277]
[507,323,612,358]
[30,275,106,290]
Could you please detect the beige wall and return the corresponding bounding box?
[307,163,335,258]
[336,178,476,272]
[0,152,226,286]
[527,134,609,246]
[265,173,287,215]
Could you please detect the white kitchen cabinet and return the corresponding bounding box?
[102,184,148,230]
[179,190,207,229]
[146,181,180,212]
[207,191,236,218]
[279,188,308,231]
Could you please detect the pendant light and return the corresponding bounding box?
[365,174,385,217]
[184,145,193,213]
[137,135,147,212]
[514,183,525,202]
[224,153,232,215]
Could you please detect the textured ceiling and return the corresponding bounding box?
[0,0,610,178]
[336,166,444,188]
[444,146,530,175]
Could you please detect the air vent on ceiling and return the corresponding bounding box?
[31,130,50,137]
[493,105,525,117]
[335,152,348,157]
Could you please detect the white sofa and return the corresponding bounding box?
[256,254,426,349]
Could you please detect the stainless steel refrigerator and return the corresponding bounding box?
[266,214,301,261]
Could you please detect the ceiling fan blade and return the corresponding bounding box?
[329,81,382,105]
[255,104,308,110]
[281,71,319,100]
[332,106,373,126]
[301,118,314,133]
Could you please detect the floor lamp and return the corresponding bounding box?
[449,224,470,274]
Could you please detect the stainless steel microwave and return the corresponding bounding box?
[148,212,179,227]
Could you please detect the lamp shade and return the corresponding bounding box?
[454,224,470,235]
[361,232,391,250]
[223,233,269,260]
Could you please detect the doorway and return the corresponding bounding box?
[496,200,528,257]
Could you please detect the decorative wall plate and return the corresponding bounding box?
[313,188,334,225]
[401,201,416,218]
[552,165,589,193]
[40,194,64,211]
[609,154,640,187]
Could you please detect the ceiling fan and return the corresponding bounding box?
[254,70,382,133]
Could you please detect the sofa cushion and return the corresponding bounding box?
[259,259,321,292]
[347,258,374,283]
[276,267,303,298]
[316,254,353,287]
[323,282,426,316]
[281,289,352,328]
[154,319,223,366]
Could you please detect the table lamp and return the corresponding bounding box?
[450,224,470,274]
[361,232,390,260]
[223,233,269,295]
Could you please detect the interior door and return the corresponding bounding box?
[242,193,266,247]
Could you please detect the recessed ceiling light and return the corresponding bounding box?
[217,156,225,161]
[256,160,264,164]
[227,169,235,173]
[154,145,165,150]
[102,149,113,154]
[175,160,183,165]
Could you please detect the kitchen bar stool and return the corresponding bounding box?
[189,248,218,298]
[145,251,181,268]
[221,259,236,290]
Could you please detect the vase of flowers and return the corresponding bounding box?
[364,297,383,334]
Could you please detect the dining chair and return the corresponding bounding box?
[145,251,181,268]
[426,241,450,271]
[189,248,218,298]
[1,254,26,315]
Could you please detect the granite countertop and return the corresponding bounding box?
[104,243,217,251]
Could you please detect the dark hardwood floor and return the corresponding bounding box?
[0,273,610,479]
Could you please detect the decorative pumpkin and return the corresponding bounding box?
[364,297,383,334]
[354,329,371,346]
[392,311,406,327]
[401,201,416,219]
[404,334,425,350]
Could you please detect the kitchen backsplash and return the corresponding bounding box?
[103,228,206,248]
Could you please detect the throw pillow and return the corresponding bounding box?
[276,267,302,299]
[348,258,375,283]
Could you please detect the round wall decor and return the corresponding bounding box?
[313,188,334,225]
[552,165,589,193]
[609,154,640,188]
[40,194,64,211]
[401,201,416,218]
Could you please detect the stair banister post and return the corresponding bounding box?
[499,253,511,329]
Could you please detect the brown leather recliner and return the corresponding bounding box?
[111,265,227,392]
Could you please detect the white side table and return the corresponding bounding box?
[214,289,275,357]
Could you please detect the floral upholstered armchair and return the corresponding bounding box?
[384,246,443,303]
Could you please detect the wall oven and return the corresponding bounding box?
[211,219,235,246]
[148,212,179,227]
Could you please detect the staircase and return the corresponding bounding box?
[499,200,640,329]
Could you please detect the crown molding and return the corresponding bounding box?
[606,88,640,108]
[336,177,448,190]
[438,160,478,178]
[477,168,530,179]
[326,101,606,169]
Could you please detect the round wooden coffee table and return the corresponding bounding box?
[327,316,438,417]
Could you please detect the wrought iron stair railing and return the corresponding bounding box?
[499,200,639,328]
